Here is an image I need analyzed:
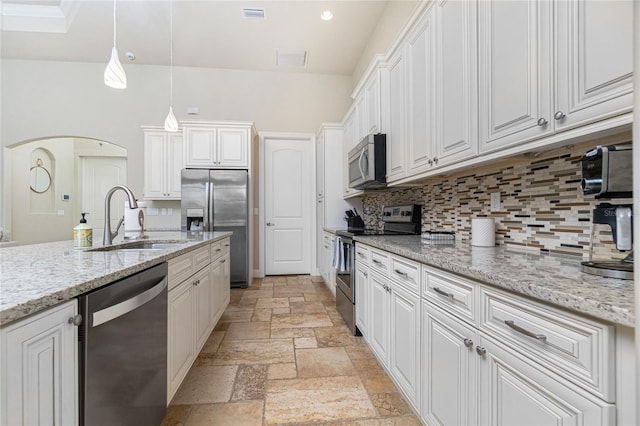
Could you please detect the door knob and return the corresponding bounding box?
[537,118,548,127]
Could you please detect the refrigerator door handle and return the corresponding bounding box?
[204,180,211,231]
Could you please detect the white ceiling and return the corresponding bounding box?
[1,0,390,76]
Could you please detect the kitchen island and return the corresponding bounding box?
[0,231,232,326]
[0,231,232,426]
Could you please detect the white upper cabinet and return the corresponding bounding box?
[478,0,553,153]
[385,49,408,182]
[434,0,478,165]
[479,0,633,154]
[554,0,633,131]
[354,68,382,143]
[406,11,435,176]
[183,123,250,168]
[341,108,363,198]
[143,129,183,200]
[364,72,381,135]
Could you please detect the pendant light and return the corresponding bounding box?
[104,0,127,89]
[164,0,178,132]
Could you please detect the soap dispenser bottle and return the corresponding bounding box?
[74,213,93,249]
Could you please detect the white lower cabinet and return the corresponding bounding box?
[389,283,420,410]
[167,238,231,403]
[359,246,420,410]
[354,244,631,426]
[168,278,196,401]
[354,262,370,338]
[368,270,391,365]
[1,300,79,426]
[478,334,615,425]
[422,301,478,425]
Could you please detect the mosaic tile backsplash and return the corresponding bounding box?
[362,140,633,260]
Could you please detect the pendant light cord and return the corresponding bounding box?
[112,0,117,47]
[169,0,173,105]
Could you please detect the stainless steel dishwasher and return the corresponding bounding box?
[78,262,168,426]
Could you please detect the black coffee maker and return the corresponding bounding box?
[580,144,633,279]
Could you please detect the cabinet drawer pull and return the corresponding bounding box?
[224,244,230,247]
[394,269,408,277]
[216,248,222,252]
[433,287,455,302]
[505,320,547,341]
[357,251,366,257]
[363,271,368,277]
[463,338,473,348]
[476,346,486,356]
[221,259,226,263]
[372,259,383,265]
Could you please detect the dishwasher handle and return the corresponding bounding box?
[92,277,167,327]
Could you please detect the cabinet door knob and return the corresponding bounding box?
[554,111,566,120]
[433,157,438,164]
[266,222,276,226]
[68,314,83,326]
[476,346,487,356]
[428,159,433,166]
[463,338,474,348]
[537,118,548,127]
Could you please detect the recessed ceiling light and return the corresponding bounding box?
[320,11,333,21]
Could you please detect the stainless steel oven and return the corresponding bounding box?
[335,233,357,334]
[335,204,422,336]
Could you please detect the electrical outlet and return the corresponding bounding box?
[490,192,501,212]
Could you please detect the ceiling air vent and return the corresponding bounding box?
[275,48,308,68]
[242,7,265,19]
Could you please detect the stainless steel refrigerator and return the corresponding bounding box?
[181,169,249,288]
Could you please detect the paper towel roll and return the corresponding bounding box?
[124,201,146,231]
[471,218,495,247]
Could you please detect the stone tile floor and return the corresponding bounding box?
[162,275,421,426]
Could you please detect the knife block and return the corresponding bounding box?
[347,216,365,230]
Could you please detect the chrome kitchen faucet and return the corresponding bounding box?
[103,185,138,245]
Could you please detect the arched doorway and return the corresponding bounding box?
[5,137,127,245]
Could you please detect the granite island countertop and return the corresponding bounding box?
[0,231,232,326]
[354,235,635,328]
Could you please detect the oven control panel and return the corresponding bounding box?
[382,205,421,223]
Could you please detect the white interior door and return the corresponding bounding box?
[264,137,312,275]
[81,157,127,240]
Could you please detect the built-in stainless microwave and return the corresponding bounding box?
[348,133,386,190]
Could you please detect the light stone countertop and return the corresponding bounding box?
[354,235,635,328]
[0,231,232,327]
[322,227,340,235]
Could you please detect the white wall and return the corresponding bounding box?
[351,0,420,88]
[1,59,353,200]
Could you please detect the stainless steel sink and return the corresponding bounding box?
[88,240,191,252]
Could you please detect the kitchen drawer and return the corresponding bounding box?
[192,245,211,271]
[211,238,230,261]
[355,244,370,266]
[369,249,389,275]
[389,254,420,295]
[423,267,476,326]
[169,245,211,290]
[480,286,615,402]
